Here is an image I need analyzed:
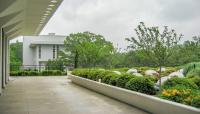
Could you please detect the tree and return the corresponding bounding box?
[168,36,200,66]
[9,40,23,71]
[63,31,114,68]
[126,22,182,88]
[46,59,65,71]
[64,32,90,68]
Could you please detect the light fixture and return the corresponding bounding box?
[47,7,52,10]
[44,13,49,16]
[43,15,47,18]
[40,18,45,21]
[45,10,51,13]
[49,4,55,7]
[51,0,57,3]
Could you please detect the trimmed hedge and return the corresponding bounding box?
[102,72,118,84]
[10,70,67,76]
[116,74,135,88]
[72,69,156,95]
[109,75,119,86]
[125,77,156,95]
[71,69,90,78]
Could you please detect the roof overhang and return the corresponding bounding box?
[30,41,64,48]
[0,0,63,39]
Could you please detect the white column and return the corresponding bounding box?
[0,27,2,94]
[2,31,6,88]
[6,38,10,83]
[4,36,9,84]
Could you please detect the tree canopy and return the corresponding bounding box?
[63,31,114,68]
[126,22,183,87]
[10,41,23,65]
[126,22,182,67]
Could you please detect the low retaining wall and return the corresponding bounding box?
[69,75,200,114]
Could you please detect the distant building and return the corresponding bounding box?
[23,33,66,69]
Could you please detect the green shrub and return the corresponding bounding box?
[158,86,200,108]
[10,71,30,76]
[22,71,30,76]
[28,71,39,76]
[109,75,119,86]
[10,71,18,76]
[41,70,48,76]
[183,62,200,76]
[102,73,117,84]
[62,71,68,75]
[10,70,66,76]
[72,69,107,79]
[116,74,135,88]
[187,68,200,78]
[191,98,200,108]
[71,69,90,78]
[17,71,23,76]
[111,68,129,72]
[161,67,178,77]
[87,70,103,80]
[162,77,199,89]
[92,70,109,81]
[41,70,52,76]
[125,77,156,95]
[146,76,158,83]
[188,76,200,89]
[52,70,62,75]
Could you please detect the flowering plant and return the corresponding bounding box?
[159,86,200,108]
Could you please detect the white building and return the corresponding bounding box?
[0,0,63,94]
[23,33,66,68]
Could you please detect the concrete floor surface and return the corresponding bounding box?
[0,76,149,114]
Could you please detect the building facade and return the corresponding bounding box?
[23,33,66,68]
[0,0,63,94]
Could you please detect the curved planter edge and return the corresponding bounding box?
[69,75,200,114]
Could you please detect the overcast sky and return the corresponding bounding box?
[40,0,200,49]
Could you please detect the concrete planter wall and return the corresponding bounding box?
[69,75,200,114]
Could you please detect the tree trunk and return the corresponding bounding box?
[159,66,162,89]
[74,51,79,68]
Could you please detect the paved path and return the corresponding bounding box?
[0,76,149,114]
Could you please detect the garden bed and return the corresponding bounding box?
[69,75,200,114]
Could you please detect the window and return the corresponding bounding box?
[53,45,56,59]
[56,45,59,58]
[39,45,41,59]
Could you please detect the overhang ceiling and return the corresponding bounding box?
[0,0,63,39]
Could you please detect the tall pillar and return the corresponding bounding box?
[6,37,9,83]
[0,27,11,93]
[0,27,2,94]
[2,28,6,88]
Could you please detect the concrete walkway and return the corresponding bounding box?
[0,76,149,114]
